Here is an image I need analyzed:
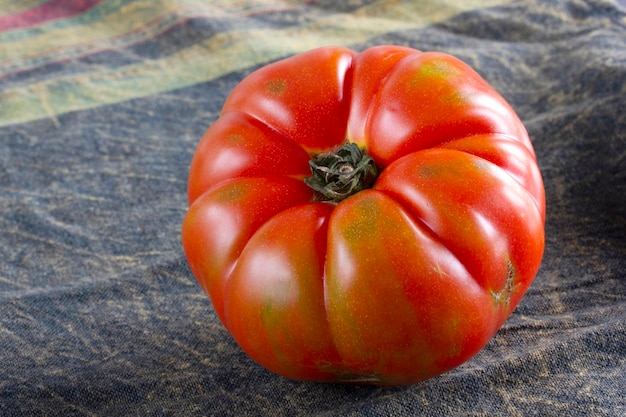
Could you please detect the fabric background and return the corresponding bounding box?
[1,0,624,415]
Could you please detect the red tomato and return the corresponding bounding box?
[182,45,545,385]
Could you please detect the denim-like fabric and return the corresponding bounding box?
[0,0,624,415]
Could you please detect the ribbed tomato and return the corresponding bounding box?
[182,45,545,385]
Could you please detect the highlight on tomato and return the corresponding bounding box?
[182,45,545,386]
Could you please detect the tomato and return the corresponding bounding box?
[182,45,545,385]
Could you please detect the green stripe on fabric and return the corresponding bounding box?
[0,0,509,127]
[0,0,289,46]
[0,0,298,74]
[0,0,48,16]
[1,0,166,53]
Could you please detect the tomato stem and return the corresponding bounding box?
[304,143,378,202]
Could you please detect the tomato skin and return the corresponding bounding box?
[347,45,417,148]
[187,111,311,204]
[375,149,544,311]
[181,176,314,324]
[182,45,545,385]
[221,47,356,153]
[325,190,494,384]
[225,202,343,381]
[361,52,532,167]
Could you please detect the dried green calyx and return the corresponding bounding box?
[304,143,378,203]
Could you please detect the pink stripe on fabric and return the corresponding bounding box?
[0,0,104,32]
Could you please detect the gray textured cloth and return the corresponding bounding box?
[0,0,624,415]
